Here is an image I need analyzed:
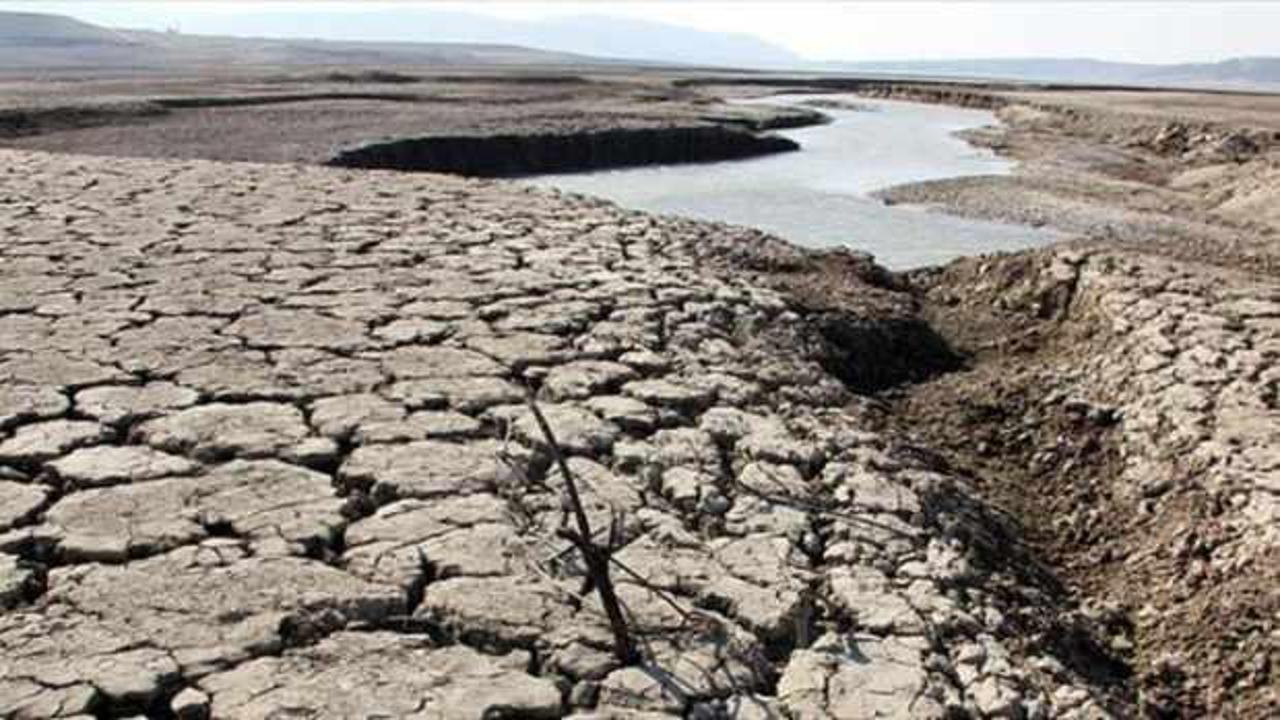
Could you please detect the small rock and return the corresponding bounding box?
[170,686,210,720]
[661,467,709,511]
[0,554,40,609]
[699,490,733,516]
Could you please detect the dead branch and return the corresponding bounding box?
[526,393,638,665]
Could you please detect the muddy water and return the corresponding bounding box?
[525,94,1057,269]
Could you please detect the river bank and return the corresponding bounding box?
[872,89,1280,276]
[750,80,1280,716]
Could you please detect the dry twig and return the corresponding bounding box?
[525,393,639,665]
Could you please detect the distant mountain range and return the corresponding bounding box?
[1,9,1278,91]
[0,9,795,71]
[0,10,126,44]
[168,8,803,69]
[825,57,1280,90]
[0,10,603,70]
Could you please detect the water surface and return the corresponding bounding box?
[526,94,1055,269]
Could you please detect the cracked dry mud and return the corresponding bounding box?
[1,148,1133,719]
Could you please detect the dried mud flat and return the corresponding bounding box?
[0,73,1277,720]
[0,149,1133,718]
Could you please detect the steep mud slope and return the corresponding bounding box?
[326,125,799,177]
[887,247,1279,717]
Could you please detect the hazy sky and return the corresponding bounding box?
[3,1,1278,63]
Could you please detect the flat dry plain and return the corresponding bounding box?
[0,68,1276,718]
[0,70,813,165]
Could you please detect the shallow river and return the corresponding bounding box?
[525,94,1056,269]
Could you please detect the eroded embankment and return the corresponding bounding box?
[326,125,800,177]
[678,77,1014,110]
[881,247,1279,717]
[687,174,1279,717]
[0,100,169,138]
[731,75,1280,717]
[0,148,1131,718]
[683,234,966,394]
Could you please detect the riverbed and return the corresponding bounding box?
[525,94,1057,269]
